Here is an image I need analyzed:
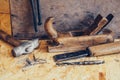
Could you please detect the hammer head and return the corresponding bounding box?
[12,38,39,57]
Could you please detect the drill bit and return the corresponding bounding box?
[56,60,105,66]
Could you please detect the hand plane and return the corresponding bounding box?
[44,16,114,53]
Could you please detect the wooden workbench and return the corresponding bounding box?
[0,0,120,80]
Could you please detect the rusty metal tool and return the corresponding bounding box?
[56,60,105,66]
[0,30,39,57]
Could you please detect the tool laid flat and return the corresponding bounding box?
[48,34,113,53]
[56,60,105,66]
[53,50,89,62]
[53,41,120,62]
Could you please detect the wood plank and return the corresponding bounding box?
[0,0,10,13]
[0,0,120,80]
[0,14,11,35]
[0,40,120,80]
[10,0,120,39]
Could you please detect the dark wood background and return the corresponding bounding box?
[10,0,120,39]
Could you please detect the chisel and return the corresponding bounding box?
[54,41,120,62]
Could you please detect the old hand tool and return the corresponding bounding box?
[24,55,47,68]
[12,38,39,57]
[44,17,60,45]
[56,60,104,66]
[84,14,114,35]
[88,41,120,56]
[30,0,42,32]
[0,30,21,47]
[53,50,89,62]
[48,34,114,53]
[0,30,39,57]
[53,41,120,62]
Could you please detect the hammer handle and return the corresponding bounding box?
[89,41,120,56]
[0,30,21,47]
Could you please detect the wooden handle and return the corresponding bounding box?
[89,41,120,56]
[90,18,108,35]
[0,30,21,47]
[44,17,60,45]
[44,17,58,39]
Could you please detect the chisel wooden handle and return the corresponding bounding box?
[0,30,21,47]
[90,18,108,35]
[89,41,120,56]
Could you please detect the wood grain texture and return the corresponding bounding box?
[0,0,10,13]
[0,0,120,80]
[0,40,120,80]
[10,0,120,39]
[0,14,11,35]
[48,34,113,53]
[89,41,120,56]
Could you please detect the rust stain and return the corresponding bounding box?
[99,72,106,80]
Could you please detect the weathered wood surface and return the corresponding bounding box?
[0,0,120,80]
[0,0,11,35]
[10,0,120,39]
[0,40,120,80]
[0,0,10,14]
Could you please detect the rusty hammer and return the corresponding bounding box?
[0,30,39,57]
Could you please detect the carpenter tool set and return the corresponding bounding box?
[1,1,120,66]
